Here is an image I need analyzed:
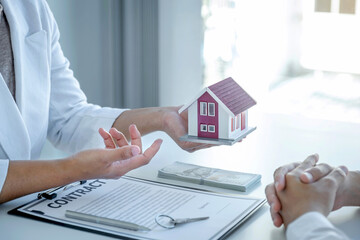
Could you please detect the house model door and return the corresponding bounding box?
[197,92,218,139]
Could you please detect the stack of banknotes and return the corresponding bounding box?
[158,161,261,192]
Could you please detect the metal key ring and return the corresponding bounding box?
[155,214,176,229]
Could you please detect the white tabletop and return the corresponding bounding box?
[1,112,360,240]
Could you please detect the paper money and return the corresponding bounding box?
[158,161,261,192]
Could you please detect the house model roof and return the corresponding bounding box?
[179,77,256,116]
[208,77,256,115]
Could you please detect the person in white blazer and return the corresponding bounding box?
[265,154,360,239]
[0,0,209,203]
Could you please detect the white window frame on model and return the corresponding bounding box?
[200,102,207,116]
[208,103,215,116]
[200,124,208,132]
[208,125,215,132]
[236,114,240,129]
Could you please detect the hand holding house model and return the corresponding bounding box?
[178,77,256,145]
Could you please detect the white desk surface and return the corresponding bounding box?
[1,113,360,240]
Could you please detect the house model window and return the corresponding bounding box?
[236,115,240,129]
[200,124,207,132]
[208,103,215,116]
[200,102,207,116]
[208,125,215,132]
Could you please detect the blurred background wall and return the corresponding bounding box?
[46,0,202,109]
[42,0,360,158]
[42,0,202,158]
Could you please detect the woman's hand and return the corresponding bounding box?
[99,124,143,150]
[161,106,214,152]
[0,124,161,203]
[72,124,162,180]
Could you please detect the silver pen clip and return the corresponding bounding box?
[37,180,87,200]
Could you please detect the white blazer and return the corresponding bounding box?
[0,0,124,191]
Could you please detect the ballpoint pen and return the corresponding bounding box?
[37,180,87,200]
[65,210,151,232]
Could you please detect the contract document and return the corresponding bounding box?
[10,176,265,240]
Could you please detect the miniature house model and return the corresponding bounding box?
[179,77,256,145]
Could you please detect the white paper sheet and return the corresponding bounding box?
[18,177,264,240]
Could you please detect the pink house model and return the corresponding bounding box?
[179,77,256,145]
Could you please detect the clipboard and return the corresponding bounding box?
[9,176,266,240]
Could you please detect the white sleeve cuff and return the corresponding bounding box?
[0,159,9,194]
[286,212,350,240]
[69,107,127,152]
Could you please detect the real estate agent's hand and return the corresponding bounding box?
[0,127,162,203]
[99,124,143,151]
[69,139,162,180]
[111,107,216,153]
[162,106,215,152]
[103,109,213,153]
[71,124,163,180]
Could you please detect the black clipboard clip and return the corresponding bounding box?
[37,180,87,200]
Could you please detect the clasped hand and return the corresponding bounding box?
[265,154,349,228]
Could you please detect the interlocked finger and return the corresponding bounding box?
[292,154,319,174]
[318,166,348,189]
[273,162,300,192]
[300,163,333,183]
